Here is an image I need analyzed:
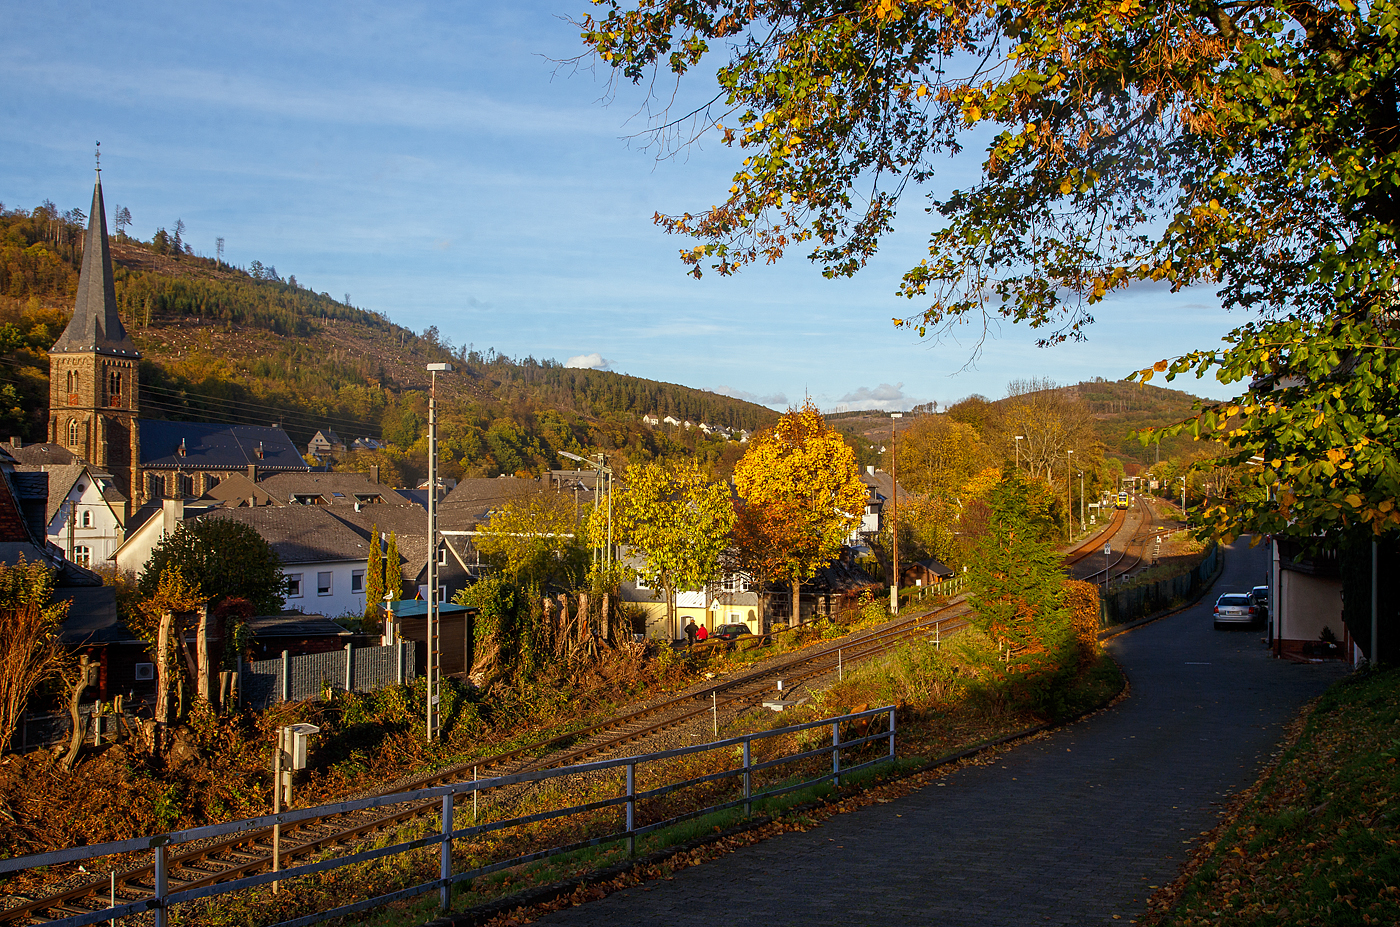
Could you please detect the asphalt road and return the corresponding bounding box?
[532,536,1349,926]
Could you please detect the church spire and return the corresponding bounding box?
[50,171,139,358]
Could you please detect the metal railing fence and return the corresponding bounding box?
[0,705,896,927]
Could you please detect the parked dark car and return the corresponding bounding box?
[1250,585,1270,623]
[713,623,753,641]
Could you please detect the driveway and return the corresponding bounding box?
[533,536,1348,926]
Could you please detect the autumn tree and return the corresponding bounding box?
[890,415,992,497]
[616,459,735,639]
[733,401,866,626]
[140,517,284,613]
[0,558,70,753]
[476,485,586,587]
[580,0,1400,559]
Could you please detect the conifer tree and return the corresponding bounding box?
[365,525,383,618]
[384,531,402,601]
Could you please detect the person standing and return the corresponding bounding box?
[685,619,699,646]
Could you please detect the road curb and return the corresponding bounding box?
[1097,541,1227,642]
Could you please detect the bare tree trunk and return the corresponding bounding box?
[196,605,210,703]
[789,577,801,629]
[556,594,571,660]
[600,593,612,644]
[61,656,94,771]
[155,611,173,727]
[576,592,591,649]
[541,596,556,656]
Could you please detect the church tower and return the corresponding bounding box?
[48,168,141,503]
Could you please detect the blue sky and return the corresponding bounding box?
[1,1,1243,410]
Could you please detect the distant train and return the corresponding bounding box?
[1115,491,1129,510]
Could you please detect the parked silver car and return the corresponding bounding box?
[1214,592,1257,630]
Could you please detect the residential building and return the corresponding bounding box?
[307,429,346,457]
[200,506,373,619]
[16,462,128,566]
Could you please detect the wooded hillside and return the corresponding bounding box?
[0,200,776,483]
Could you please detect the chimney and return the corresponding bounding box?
[8,437,20,450]
[162,497,184,535]
[369,465,380,485]
[247,463,258,482]
[866,465,875,475]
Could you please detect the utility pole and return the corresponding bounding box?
[890,412,903,614]
[1014,435,1024,473]
[425,362,452,740]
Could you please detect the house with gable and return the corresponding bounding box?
[15,462,127,567]
[307,429,345,457]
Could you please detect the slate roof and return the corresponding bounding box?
[140,420,309,472]
[56,586,130,645]
[200,472,280,507]
[247,613,351,639]
[328,504,431,574]
[50,176,140,359]
[14,463,125,526]
[439,476,551,529]
[911,557,955,579]
[198,506,371,565]
[859,469,914,506]
[8,443,80,466]
[257,472,411,506]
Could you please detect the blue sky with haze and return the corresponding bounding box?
[1,1,1241,410]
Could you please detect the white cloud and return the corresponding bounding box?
[837,382,910,411]
[715,385,788,407]
[565,352,610,370]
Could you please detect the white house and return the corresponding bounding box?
[199,506,372,618]
[17,463,128,568]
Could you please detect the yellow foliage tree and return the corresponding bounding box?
[733,401,866,626]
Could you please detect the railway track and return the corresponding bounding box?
[1,599,973,925]
[1079,496,1170,584]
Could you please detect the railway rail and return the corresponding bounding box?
[1079,496,1171,584]
[1,599,972,925]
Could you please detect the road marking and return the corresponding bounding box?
[1185,662,1212,665]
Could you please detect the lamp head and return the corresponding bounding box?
[426,363,453,373]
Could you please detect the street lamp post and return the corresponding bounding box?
[890,412,903,615]
[1078,469,1085,531]
[560,450,613,573]
[1066,449,1075,541]
[1014,435,1024,473]
[425,362,453,741]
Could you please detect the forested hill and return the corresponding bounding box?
[0,200,776,483]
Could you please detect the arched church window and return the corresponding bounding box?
[68,420,80,446]
[66,370,75,393]
[108,370,122,406]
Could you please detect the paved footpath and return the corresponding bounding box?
[536,538,1348,926]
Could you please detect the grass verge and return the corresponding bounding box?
[1141,665,1400,926]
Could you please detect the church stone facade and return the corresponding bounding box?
[45,172,308,514]
[47,172,142,505]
